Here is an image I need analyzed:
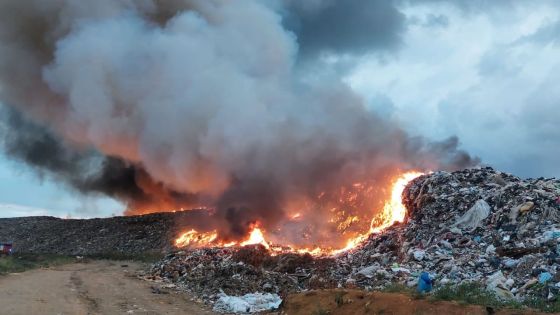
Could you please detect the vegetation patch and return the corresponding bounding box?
[0,254,75,274]
[84,251,164,263]
[0,251,164,274]
[430,281,560,313]
[431,282,518,308]
[522,283,560,313]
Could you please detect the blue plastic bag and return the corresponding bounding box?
[417,272,433,293]
[539,272,552,284]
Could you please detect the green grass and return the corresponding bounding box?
[0,251,164,274]
[382,283,416,294]
[431,282,521,309]
[429,281,560,313]
[382,283,428,300]
[0,254,75,274]
[84,251,164,263]
[522,283,560,313]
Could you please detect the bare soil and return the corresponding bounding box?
[281,289,552,315]
[0,260,214,315]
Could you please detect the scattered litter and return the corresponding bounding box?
[487,271,514,299]
[212,292,282,314]
[417,272,432,293]
[539,272,553,284]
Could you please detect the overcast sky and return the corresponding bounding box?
[1,0,559,218]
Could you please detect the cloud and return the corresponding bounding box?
[281,0,407,57]
[0,203,51,217]
[515,19,560,46]
[424,14,450,28]
[347,1,560,178]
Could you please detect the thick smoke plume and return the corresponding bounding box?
[0,0,478,246]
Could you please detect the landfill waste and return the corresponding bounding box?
[486,271,514,299]
[146,167,560,306]
[417,272,433,293]
[453,199,490,231]
[146,245,336,304]
[0,211,212,255]
[539,272,553,284]
[212,292,282,314]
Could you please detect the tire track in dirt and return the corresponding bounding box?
[0,260,214,315]
[70,271,101,315]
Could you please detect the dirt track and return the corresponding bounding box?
[0,260,214,315]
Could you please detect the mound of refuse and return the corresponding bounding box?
[147,167,560,309]
[333,167,560,299]
[0,211,210,255]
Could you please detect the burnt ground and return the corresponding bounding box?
[0,211,209,255]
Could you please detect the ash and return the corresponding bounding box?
[148,167,560,305]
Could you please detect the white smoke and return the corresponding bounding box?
[0,0,476,245]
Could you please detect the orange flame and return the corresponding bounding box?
[330,171,424,255]
[240,227,270,249]
[174,171,423,256]
[175,229,218,247]
[175,226,270,249]
[370,171,424,233]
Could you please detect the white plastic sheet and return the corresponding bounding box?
[213,292,282,314]
[453,199,490,231]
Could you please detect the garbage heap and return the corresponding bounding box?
[333,167,560,300]
[147,245,337,304]
[148,167,560,304]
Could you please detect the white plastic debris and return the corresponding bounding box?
[485,244,496,255]
[412,250,425,261]
[486,271,514,299]
[505,278,515,289]
[357,265,378,278]
[503,258,518,268]
[453,199,490,231]
[213,292,282,314]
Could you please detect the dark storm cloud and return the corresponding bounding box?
[281,0,407,57]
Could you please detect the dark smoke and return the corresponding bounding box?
[0,105,199,212]
[0,0,479,246]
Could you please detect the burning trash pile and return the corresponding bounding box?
[148,246,336,306]
[334,167,560,299]
[148,167,560,310]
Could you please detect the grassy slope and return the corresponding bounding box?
[0,252,163,274]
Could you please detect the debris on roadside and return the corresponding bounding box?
[212,292,282,314]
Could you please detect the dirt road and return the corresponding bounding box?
[0,260,214,315]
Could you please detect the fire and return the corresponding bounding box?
[240,227,270,249]
[175,229,218,247]
[174,171,423,256]
[369,171,425,233]
[329,171,424,255]
[175,226,270,249]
